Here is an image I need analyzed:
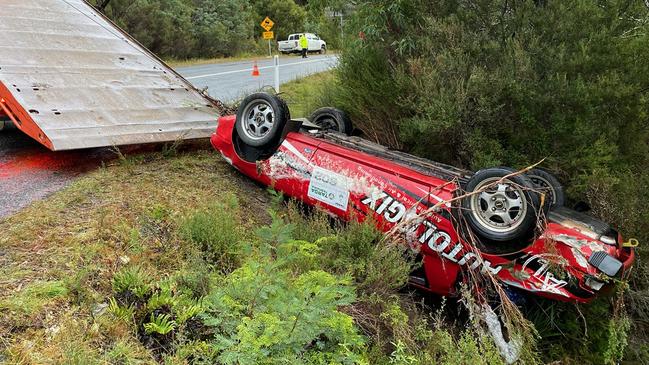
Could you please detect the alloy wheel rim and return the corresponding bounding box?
[242,100,275,141]
[469,177,528,233]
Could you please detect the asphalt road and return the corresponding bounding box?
[177,54,339,101]
[0,55,338,218]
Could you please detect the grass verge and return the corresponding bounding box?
[277,71,336,118]
[0,144,270,363]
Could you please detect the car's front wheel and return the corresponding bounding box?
[460,167,542,252]
[235,93,290,148]
[320,45,326,54]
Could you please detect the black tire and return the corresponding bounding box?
[527,168,565,208]
[235,93,290,148]
[460,167,542,250]
[309,107,353,135]
[320,45,326,54]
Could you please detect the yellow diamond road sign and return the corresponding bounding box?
[263,31,274,40]
[261,17,274,31]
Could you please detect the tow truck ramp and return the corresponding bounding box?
[0,0,221,151]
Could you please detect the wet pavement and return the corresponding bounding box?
[0,123,115,218]
[178,54,339,101]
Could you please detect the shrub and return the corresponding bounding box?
[180,195,243,273]
[284,202,415,295]
[331,1,648,362]
[199,220,367,364]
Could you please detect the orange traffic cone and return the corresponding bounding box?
[252,61,260,77]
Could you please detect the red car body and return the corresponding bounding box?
[211,115,635,303]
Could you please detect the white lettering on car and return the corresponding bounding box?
[361,191,503,276]
[385,200,407,223]
[521,254,568,296]
[361,191,389,211]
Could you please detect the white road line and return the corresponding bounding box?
[185,58,335,80]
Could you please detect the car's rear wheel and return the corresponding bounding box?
[461,167,542,252]
[320,45,326,54]
[235,93,290,148]
[527,168,565,208]
[309,107,353,135]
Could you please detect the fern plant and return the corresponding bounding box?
[112,266,151,299]
[108,297,135,322]
[143,313,177,335]
[175,304,203,325]
[146,283,178,312]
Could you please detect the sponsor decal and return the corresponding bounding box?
[361,191,502,275]
[308,166,350,211]
[520,254,569,296]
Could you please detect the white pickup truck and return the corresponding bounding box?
[278,33,327,54]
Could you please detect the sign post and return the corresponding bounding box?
[274,55,280,92]
[260,17,275,58]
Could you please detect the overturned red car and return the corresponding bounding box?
[211,93,636,303]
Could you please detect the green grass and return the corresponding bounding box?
[0,281,68,316]
[0,145,270,362]
[167,53,289,68]
[279,71,335,118]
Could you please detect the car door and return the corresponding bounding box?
[308,139,433,228]
[307,34,318,51]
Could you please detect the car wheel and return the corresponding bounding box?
[235,93,290,148]
[461,167,542,249]
[527,168,565,208]
[309,107,353,135]
[320,46,326,54]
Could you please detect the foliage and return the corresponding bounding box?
[250,0,308,40]
[143,313,177,335]
[286,202,415,296]
[200,247,366,364]
[191,0,257,58]
[0,280,68,316]
[180,195,244,273]
[108,266,205,355]
[326,1,649,362]
[112,266,151,299]
[89,0,342,59]
[98,0,197,58]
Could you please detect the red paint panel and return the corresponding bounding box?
[212,116,635,303]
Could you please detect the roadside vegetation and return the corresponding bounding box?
[306,0,649,363]
[88,0,346,60]
[0,142,521,364]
